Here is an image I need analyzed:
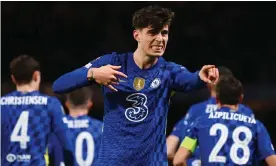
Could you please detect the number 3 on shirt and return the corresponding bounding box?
[209,123,252,165]
[125,93,149,122]
[10,111,30,149]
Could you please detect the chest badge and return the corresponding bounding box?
[150,78,161,89]
[133,77,145,91]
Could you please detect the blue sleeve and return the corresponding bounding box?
[184,118,199,140]
[179,119,199,153]
[52,53,116,94]
[170,108,193,140]
[169,63,205,92]
[181,113,197,141]
[48,134,64,166]
[170,118,184,138]
[49,98,73,152]
[171,106,200,141]
[256,121,275,160]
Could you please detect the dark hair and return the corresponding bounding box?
[66,87,92,107]
[216,76,243,105]
[210,66,233,90]
[217,66,233,78]
[132,5,174,33]
[10,54,40,85]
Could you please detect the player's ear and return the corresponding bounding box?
[133,29,140,42]
[65,100,70,110]
[11,74,17,85]
[87,100,93,109]
[33,71,41,83]
[239,94,244,103]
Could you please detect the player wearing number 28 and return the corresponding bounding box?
[1,55,73,166]
[173,76,276,166]
[52,5,219,166]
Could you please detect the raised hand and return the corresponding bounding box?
[198,65,219,84]
[88,65,127,91]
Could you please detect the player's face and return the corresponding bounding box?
[134,25,169,57]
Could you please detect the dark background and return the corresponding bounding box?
[1,1,276,163]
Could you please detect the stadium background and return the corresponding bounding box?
[2,1,276,162]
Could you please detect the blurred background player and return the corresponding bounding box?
[167,66,255,166]
[1,55,73,166]
[52,5,219,166]
[48,87,103,166]
[173,76,276,166]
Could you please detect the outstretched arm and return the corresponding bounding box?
[52,54,127,94]
[52,67,92,94]
[170,64,219,92]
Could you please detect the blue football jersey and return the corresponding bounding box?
[181,106,275,166]
[53,52,205,166]
[1,91,72,166]
[170,97,255,165]
[48,115,103,166]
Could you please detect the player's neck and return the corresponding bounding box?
[69,108,88,118]
[133,49,158,69]
[218,104,239,111]
[16,82,39,93]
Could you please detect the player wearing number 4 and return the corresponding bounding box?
[48,87,102,166]
[52,5,219,166]
[1,55,73,166]
[173,76,276,166]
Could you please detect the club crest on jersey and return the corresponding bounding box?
[150,78,161,89]
[133,77,145,91]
